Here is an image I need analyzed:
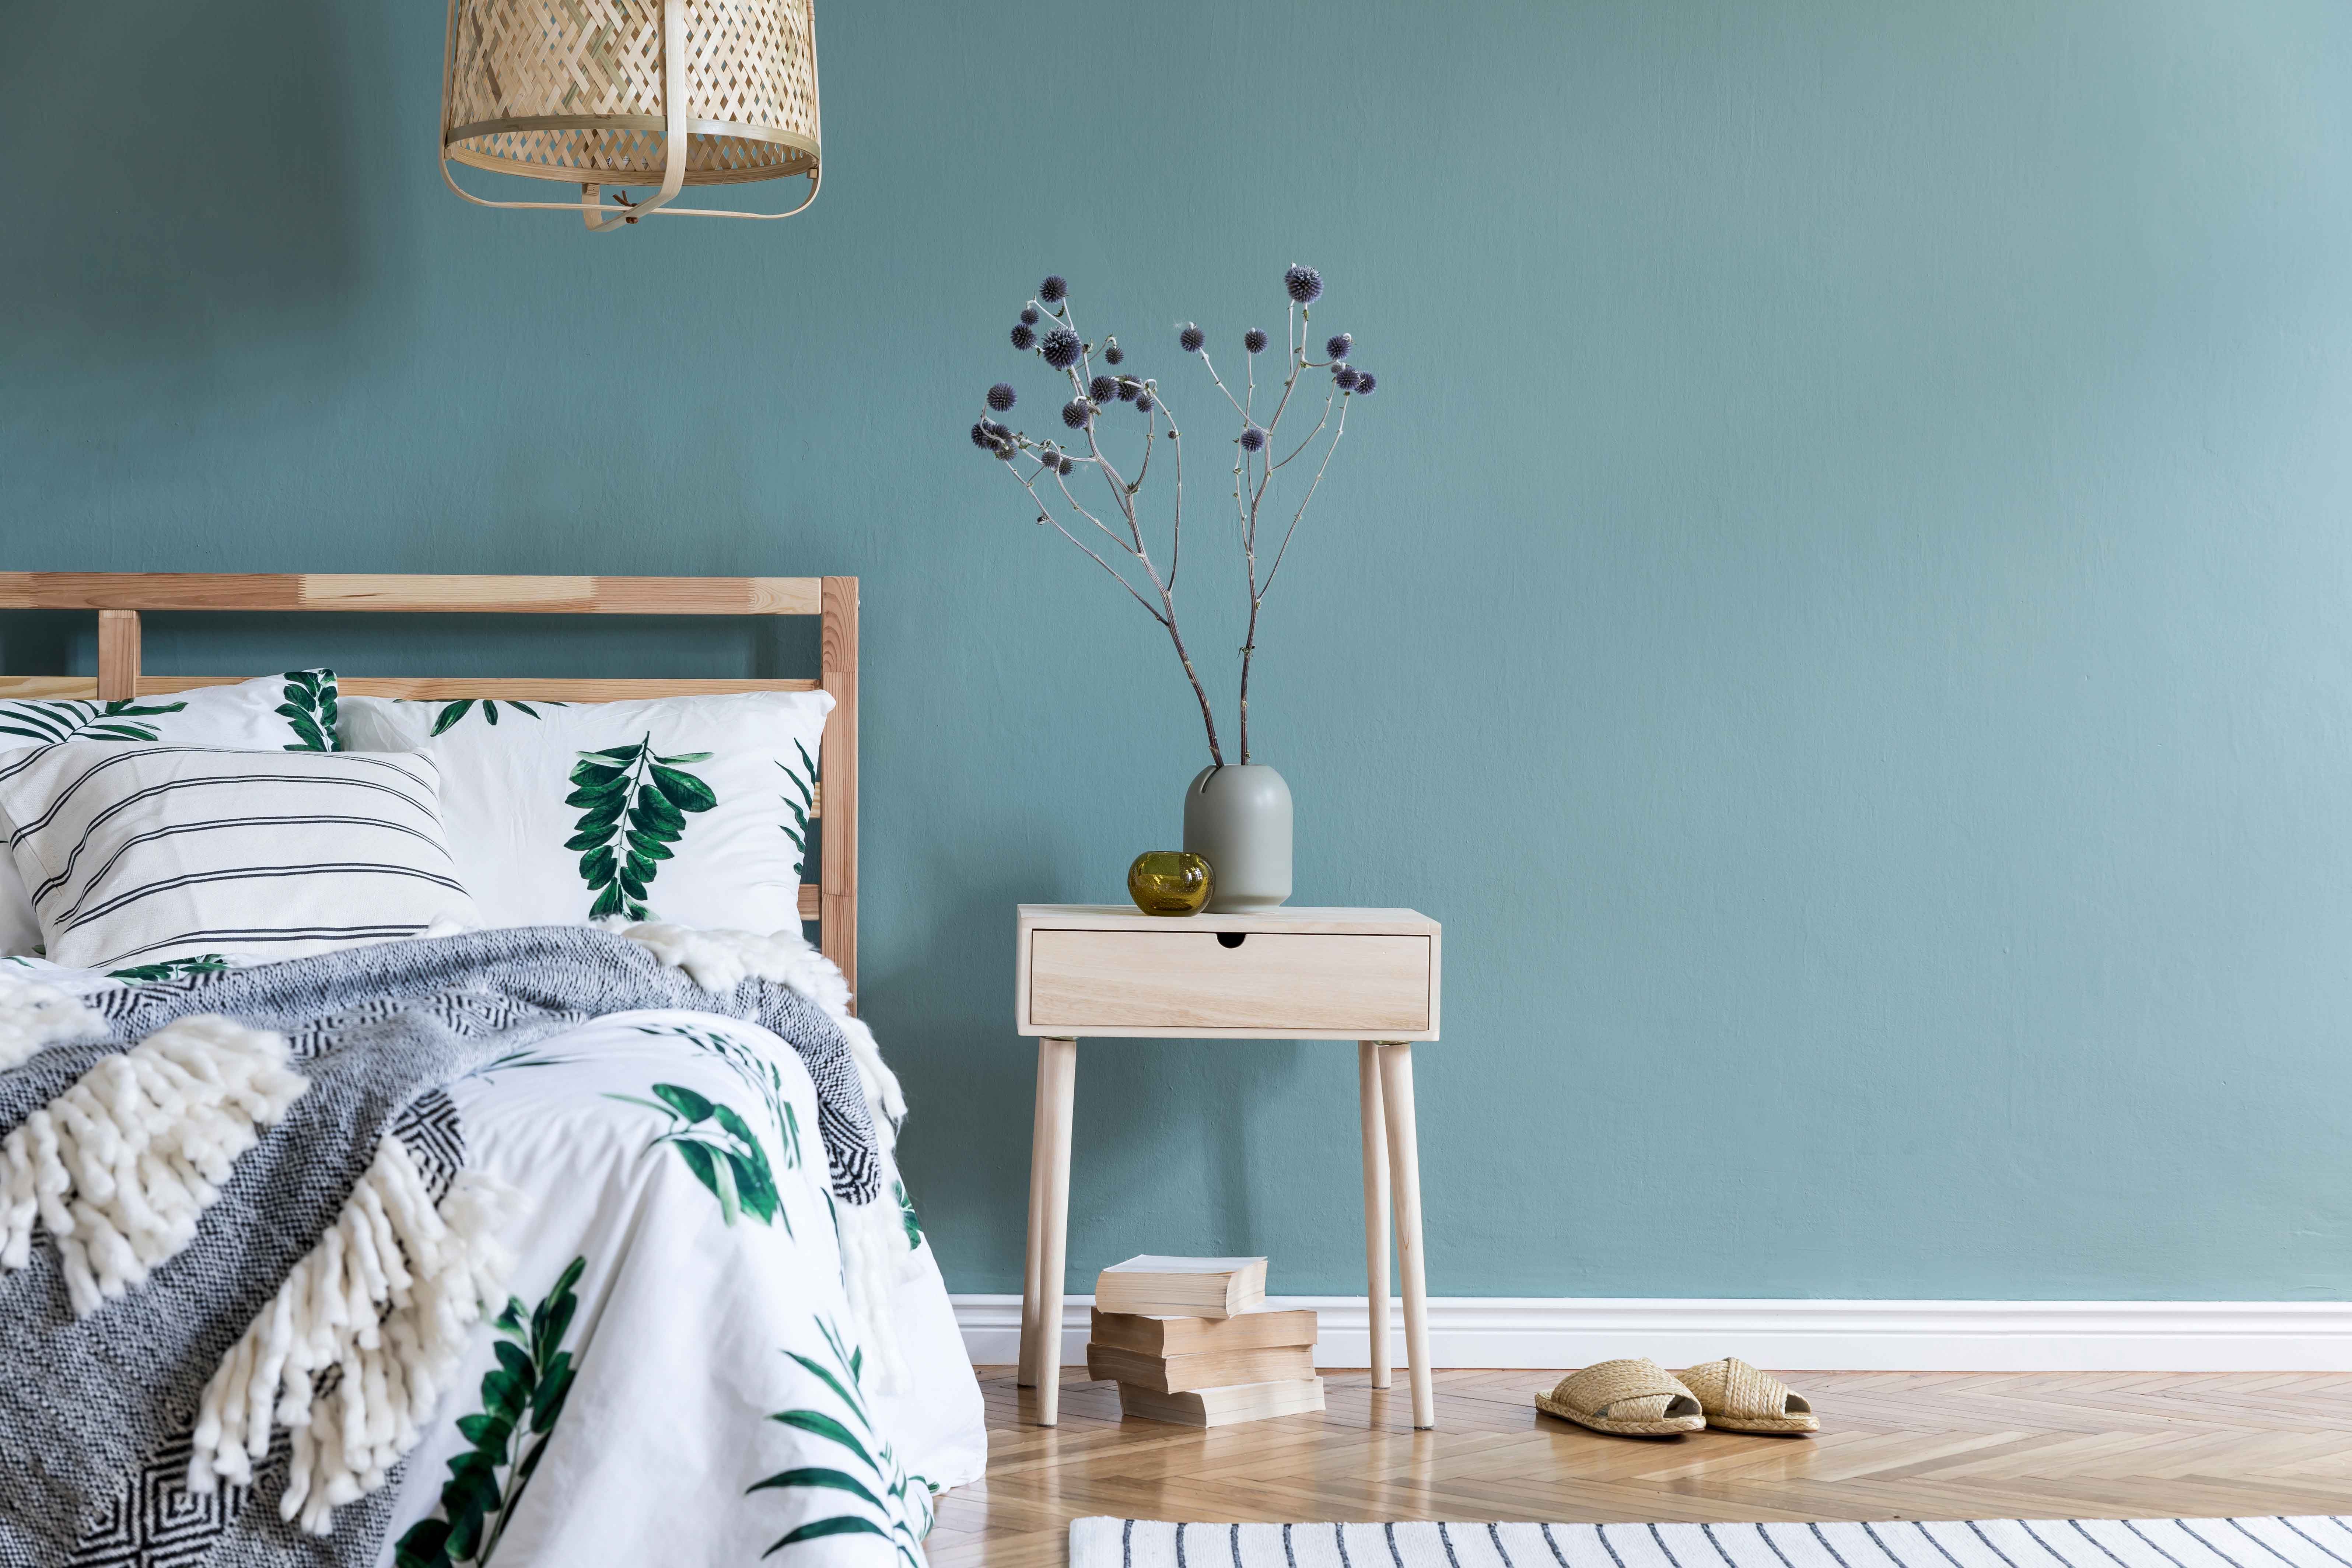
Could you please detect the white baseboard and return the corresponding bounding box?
[952,1295,2352,1372]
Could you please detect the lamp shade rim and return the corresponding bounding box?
[446,125,819,187]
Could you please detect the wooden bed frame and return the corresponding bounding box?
[0,573,861,1000]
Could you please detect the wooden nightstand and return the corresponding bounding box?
[1014,903,1444,1429]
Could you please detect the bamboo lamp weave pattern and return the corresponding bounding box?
[443,0,818,191]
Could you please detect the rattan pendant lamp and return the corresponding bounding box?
[440,0,820,230]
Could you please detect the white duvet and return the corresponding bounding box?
[17,958,986,1568]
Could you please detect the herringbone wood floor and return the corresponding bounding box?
[927,1369,2352,1568]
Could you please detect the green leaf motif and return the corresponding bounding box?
[0,696,188,748]
[748,1467,887,1510]
[631,1022,802,1173]
[566,732,715,921]
[463,1044,581,1084]
[752,1317,933,1564]
[892,1178,924,1251]
[430,698,558,735]
[107,953,231,982]
[654,1082,715,1122]
[275,669,339,752]
[783,1352,869,1432]
[393,1255,588,1567]
[778,742,816,862]
[603,1080,782,1229]
[764,1517,891,1558]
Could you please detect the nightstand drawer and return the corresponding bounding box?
[1027,929,1431,1033]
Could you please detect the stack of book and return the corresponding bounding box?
[1087,1256,1323,1426]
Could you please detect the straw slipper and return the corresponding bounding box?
[1674,1357,1818,1435]
[1533,1359,1705,1438]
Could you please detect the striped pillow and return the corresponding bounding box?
[0,745,482,972]
[0,670,346,955]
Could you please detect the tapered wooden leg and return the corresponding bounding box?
[1030,1037,1079,1425]
[1378,1042,1435,1429]
[1358,1042,1392,1389]
[1018,1048,1049,1388]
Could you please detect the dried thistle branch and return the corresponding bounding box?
[970,265,1378,769]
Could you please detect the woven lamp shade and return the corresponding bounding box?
[440,0,820,228]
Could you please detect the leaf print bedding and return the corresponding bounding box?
[371,1007,985,1566]
[2,949,985,1568]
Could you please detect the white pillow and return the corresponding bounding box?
[0,744,480,972]
[340,691,831,931]
[0,671,343,954]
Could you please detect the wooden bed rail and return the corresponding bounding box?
[0,573,859,1000]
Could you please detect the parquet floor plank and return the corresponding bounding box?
[927,1369,2352,1568]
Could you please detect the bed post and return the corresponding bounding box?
[820,577,858,1008]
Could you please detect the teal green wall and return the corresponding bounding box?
[8,1,2352,1300]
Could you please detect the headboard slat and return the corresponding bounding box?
[0,573,822,616]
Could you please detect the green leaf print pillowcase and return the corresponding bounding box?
[339,690,832,932]
[0,669,343,955]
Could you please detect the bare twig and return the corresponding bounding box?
[1258,394,1350,599]
[1005,465,1165,622]
[1196,351,1251,420]
[1080,404,1226,764]
[1260,302,1306,440]
[1272,391,1334,469]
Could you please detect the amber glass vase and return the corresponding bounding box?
[1127,850,1212,916]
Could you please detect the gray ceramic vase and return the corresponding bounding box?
[1182,763,1292,912]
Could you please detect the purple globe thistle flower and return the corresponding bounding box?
[1103,342,1124,365]
[1283,265,1323,304]
[1135,392,1155,413]
[969,422,993,450]
[987,382,1018,412]
[1039,275,1068,303]
[1010,322,1036,351]
[1238,424,1267,452]
[1116,378,1140,402]
[1243,328,1268,354]
[1040,327,1082,368]
[1062,399,1093,429]
[1325,332,1352,360]
[1333,365,1360,390]
[1353,371,1376,395]
[1179,323,1205,353]
[1020,305,1040,326]
[1089,375,1118,402]
[982,419,1012,441]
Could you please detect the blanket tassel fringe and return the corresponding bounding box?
[188,1138,525,1536]
[0,1015,306,1314]
[0,972,104,1072]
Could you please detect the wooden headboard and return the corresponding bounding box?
[0,573,861,999]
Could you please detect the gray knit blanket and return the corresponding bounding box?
[0,925,877,1568]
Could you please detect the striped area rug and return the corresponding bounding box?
[1069,1517,2352,1568]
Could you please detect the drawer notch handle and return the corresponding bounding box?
[1215,931,1248,950]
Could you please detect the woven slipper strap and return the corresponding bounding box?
[1680,1357,1795,1420]
[1548,1359,1692,1421]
